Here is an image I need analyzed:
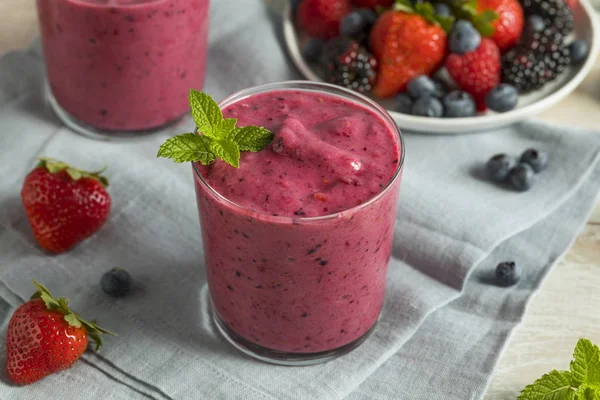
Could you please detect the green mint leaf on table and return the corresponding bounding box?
[157,133,216,164]
[519,339,600,399]
[230,126,274,152]
[518,370,575,400]
[571,339,600,386]
[157,90,273,168]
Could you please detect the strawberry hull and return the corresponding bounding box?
[193,84,403,360]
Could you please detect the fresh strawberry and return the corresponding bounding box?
[478,0,524,52]
[566,0,578,9]
[21,158,111,254]
[6,280,112,385]
[352,0,394,9]
[446,38,501,110]
[370,6,449,98]
[297,0,352,39]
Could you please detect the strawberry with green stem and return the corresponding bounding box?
[6,280,113,385]
[369,0,454,98]
[21,158,111,253]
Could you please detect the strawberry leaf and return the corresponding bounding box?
[395,0,456,32]
[473,10,498,37]
[444,0,498,37]
[437,15,456,32]
[64,313,82,328]
[37,158,110,187]
[394,0,414,13]
[29,280,114,351]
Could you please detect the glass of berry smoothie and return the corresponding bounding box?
[35,0,209,139]
[193,81,404,365]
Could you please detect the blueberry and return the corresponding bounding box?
[411,96,443,117]
[527,15,545,33]
[340,11,366,37]
[396,93,413,114]
[442,90,476,117]
[449,20,481,55]
[495,261,521,287]
[433,2,451,16]
[301,38,325,62]
[407,75,437,99]
[101,267,132,297]
[357,8,378,26]
[508,163,536,191]
[520,148,548,173]
[569,40,590,65]
[485,153,516,182]
[486,84,519,113]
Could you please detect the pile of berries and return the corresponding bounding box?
[294,0,589,118]
[485,148,549,191]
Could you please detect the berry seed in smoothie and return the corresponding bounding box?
[158,83,403,363]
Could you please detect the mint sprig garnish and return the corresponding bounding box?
[518,339,600,399]
[157,90,273,168]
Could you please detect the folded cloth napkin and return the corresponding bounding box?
[1,1,599,399]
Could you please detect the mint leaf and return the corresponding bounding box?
[518,370,575,400]
[209,139,240,168]
[230,126,274,152]
[159,91,273,167]
[189,90,223,139]
[221,118,238,136]
[157,133,216,164]
[576,384,600,400]
[571,339,600,386]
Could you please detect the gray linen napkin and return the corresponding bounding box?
[0,1,599,399]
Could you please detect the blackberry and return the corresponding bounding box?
[502,28,570,93]
[520,0,574,36]
[320,37,377,94]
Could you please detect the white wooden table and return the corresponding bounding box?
[1,0,599,398]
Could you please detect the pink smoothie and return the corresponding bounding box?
[194,89,402,353]
[36,0,209,131]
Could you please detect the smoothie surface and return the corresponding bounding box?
[203,90,401,218]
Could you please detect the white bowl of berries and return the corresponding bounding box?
[284,0,599,134]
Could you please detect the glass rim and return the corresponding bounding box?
[192,80,405,223]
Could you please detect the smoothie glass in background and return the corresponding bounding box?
[35,0,209,139]
[193,82,404,365]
